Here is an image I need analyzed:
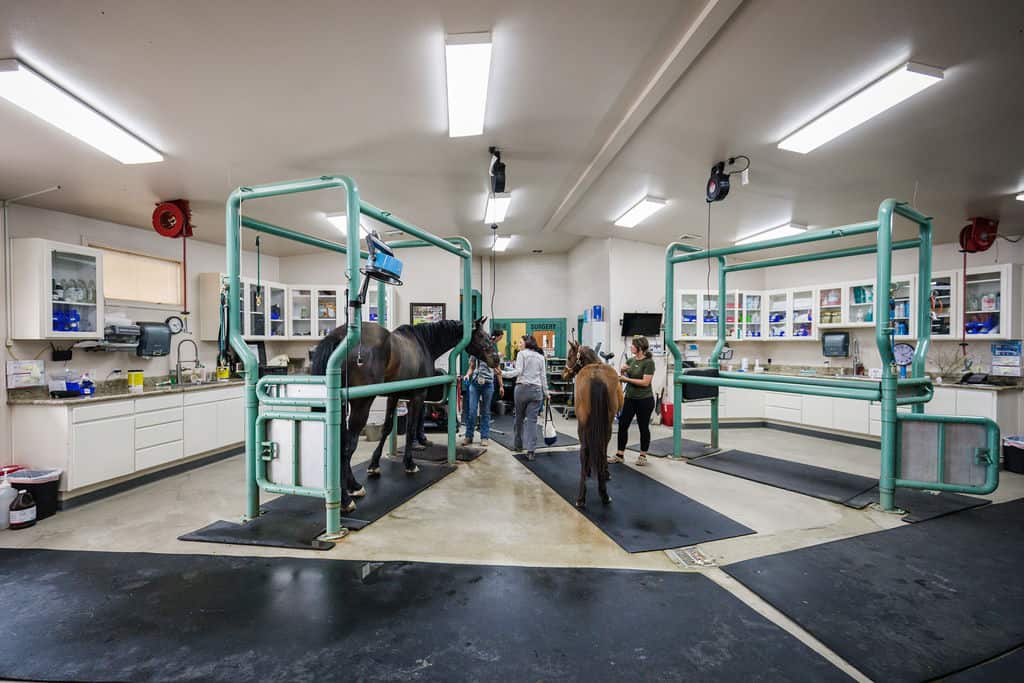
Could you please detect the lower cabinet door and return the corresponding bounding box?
[71,416,135,489]
[184,404,220,456]
[216,398,245,448]
[135,441,184,471]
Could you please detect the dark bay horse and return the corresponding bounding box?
[563,340,624,508]
[312,318,500,510]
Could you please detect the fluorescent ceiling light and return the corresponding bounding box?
[444,32,492,137]
[484,192,511,223]
[778,62,943,154]
[735,222,807,246]
[1016,193,1024,202]
[492,236,511,252]
[326,213,370,238]
[614,196,667,228]
[0,59,162,164]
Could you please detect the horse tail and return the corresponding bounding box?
[584,371,611,479]
[311,325,346,375]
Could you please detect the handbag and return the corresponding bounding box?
[543,399,558,446]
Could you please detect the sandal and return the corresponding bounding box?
[636,454,648,467]
[607,453,625,464]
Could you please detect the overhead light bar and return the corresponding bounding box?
[735,222,807,246]
[1016,193,1024,202]
[484,192,511,223]
[444,32,492,138]
[326,213,370,238]
[778,62,944,154]
[0,59,162,164]
[492,236,511,252]
[614,196,667,228]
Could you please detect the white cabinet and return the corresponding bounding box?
[217,398,245,446]
[927,271,958,340]
[11,238,105,340]
[832,398,870,434]
[801,395,832,428]
[738,292,764,340]
[183,387,245,455]
[289,287,314,339]
[184,404,221,456]
[766,291,790,339]
[764,392,801,423]
[71,416,135,489]
[723,388,764,418]
[963,265,1018,340]
[678,290,700,339]
[791,288,817,340]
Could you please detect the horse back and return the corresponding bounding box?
[574,364,621,423]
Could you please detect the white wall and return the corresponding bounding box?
[566,237,611,341]
[477,253,569,320]
[0,205,278,466]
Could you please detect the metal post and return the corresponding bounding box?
[876,199,899,512]
[709,256,727,450]
[912,213,933,414]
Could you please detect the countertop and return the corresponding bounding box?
[7,379,247,406]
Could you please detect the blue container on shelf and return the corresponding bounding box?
[592,305,603,322]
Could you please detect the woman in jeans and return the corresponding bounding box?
[501,335,548,460]
[612,335,656,466]
[462,356,504,447]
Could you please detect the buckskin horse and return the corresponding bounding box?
[563,339,624,508]
[312,317,500,511]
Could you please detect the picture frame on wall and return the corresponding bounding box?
[410,302,446,325]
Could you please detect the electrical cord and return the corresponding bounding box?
[490,229,497,319]
[725,155,750,174]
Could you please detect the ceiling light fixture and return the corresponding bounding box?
[492,236,511,252]
[444,32,492,138]
[1016,193,1024,202]
[484,192,511,224]
[326,213,370,238]
[778,62,943,154]
[0,59,163,164]
[614,196,667,228]
[735,222,807,246]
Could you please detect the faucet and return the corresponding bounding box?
[176,338,201,384]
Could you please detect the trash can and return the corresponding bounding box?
[1004,436,1024,474]
[7,469,62,521]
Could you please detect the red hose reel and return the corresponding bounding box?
[152,199,194,238]
[958,217,998,254]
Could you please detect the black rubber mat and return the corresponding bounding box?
[945,645,1024,682]
[516,449,754,553]
[179,458,454,550]
[488,413,579,449]
[411,442,486,463]
[842,484,990,522]
[0,549,850,682]
[724,498,1024,683]
[689,449,878,503]
[630,435,719,458]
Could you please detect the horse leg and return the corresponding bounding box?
[598,435,612,505]
[343,398,373,499]
[576,450,588,509]
[402,396,423,474]
[368,396,399,477]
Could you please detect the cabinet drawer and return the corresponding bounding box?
[183,386,243,406]
[954,390,995,419]
[135,421,183,449]
[765,405,801,423]
[72,400,133,424]
[682,402,712,420]
[764,393,801,410]
[134,393,182,413]
[135,407,183,428]
[135,440,184,471]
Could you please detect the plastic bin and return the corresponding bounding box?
[1004,437,1024,475]
[7,469,62,521]
[0,465,25,479]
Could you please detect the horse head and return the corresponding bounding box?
[469,316,501,369]
[563,339,581,381]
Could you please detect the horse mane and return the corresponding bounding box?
[401,319,465,359]
[579,346,602,366]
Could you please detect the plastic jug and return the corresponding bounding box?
[9,490,37,530]
[0,477,17,530]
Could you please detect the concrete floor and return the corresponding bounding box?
[3,416,1023,681]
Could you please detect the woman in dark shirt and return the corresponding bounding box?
[612,335,656,466]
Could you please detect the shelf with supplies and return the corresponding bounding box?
[545,357,571,407]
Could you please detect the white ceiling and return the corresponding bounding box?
[1,0,1022,258]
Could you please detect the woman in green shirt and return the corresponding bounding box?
[611,335,656,466]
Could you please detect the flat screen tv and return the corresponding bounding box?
[621,312,662,338]
[822,332,850,358]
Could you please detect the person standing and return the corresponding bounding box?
[612,335,656,466]
[502,335,548,460]
[462,356,503,447]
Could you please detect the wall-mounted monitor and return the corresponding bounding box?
[822,331,850,358]
[621,312,662,338]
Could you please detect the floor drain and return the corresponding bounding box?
[665,546,715,568]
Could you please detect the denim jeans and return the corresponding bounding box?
[461,378,472,432]
[466,379,495,440]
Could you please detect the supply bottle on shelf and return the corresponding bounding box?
[9,489,37,530]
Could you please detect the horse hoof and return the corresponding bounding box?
[575,500,586,509]
[405,465,420,475]
[350,486,366,498]
[341,500,357,513]
[601,496,612,505]
[367,467,381,478]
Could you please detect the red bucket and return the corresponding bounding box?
[660,403,674,427]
